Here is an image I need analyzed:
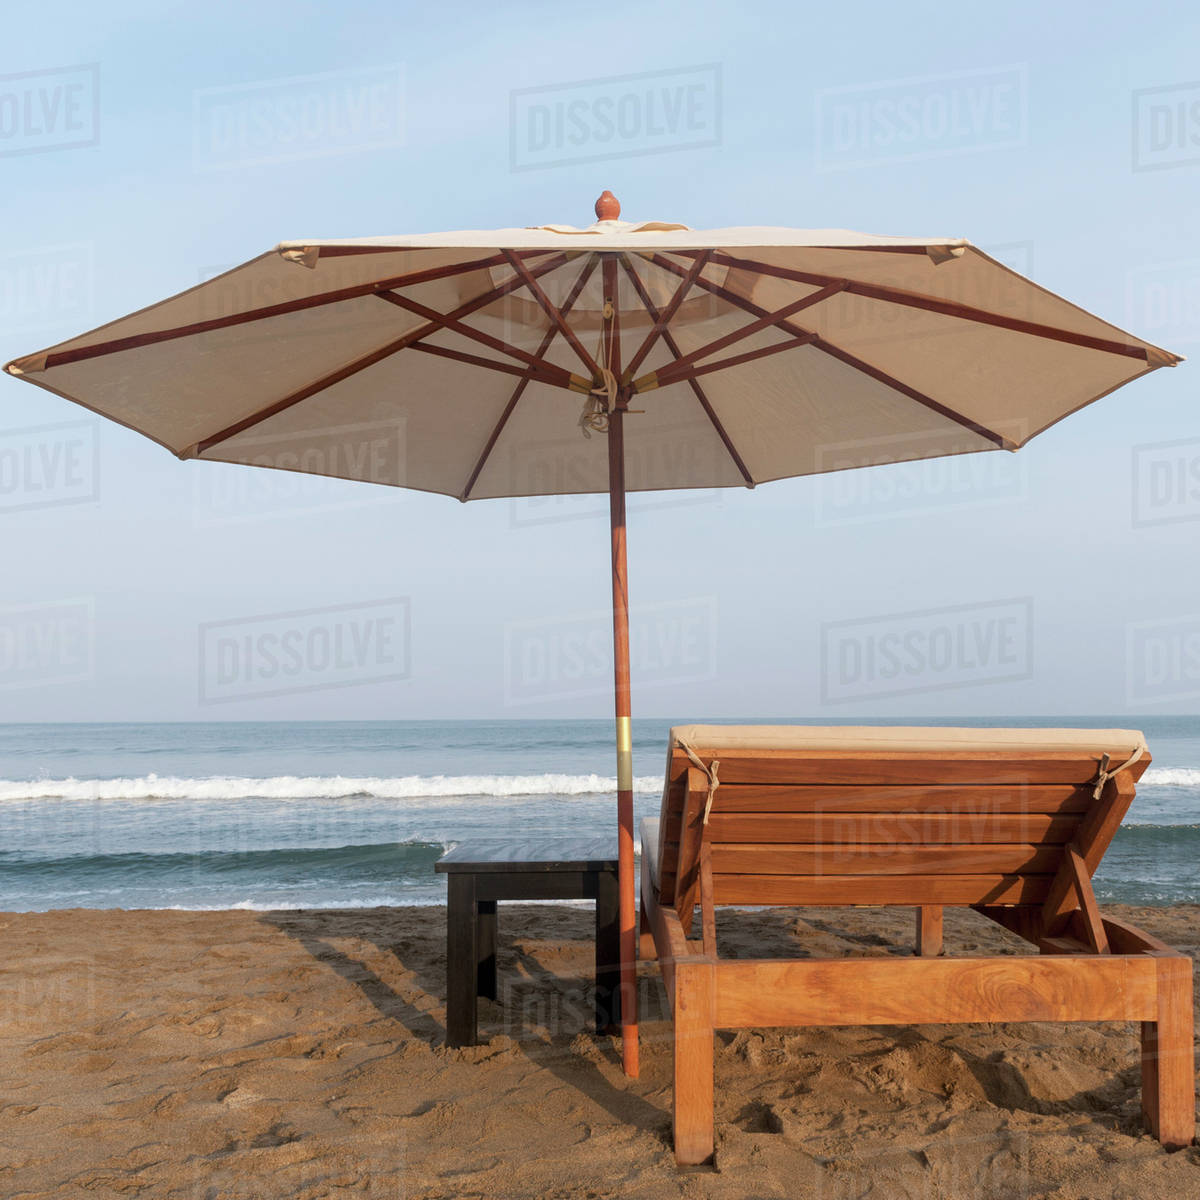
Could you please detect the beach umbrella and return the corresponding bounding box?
[4,191,1179,1077]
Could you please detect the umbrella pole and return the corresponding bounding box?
[598,232,636,1076]
[607,396,638,1078]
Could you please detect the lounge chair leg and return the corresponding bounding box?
[916,906,943,957]
[673,961,714,1166]
[1142,955,1195,1150]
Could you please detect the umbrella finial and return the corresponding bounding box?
[595,190,621,222]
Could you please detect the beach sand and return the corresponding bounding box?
[1,903,1198,1199]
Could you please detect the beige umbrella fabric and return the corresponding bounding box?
[5,203,1177,500]
[4,192,1180,1078]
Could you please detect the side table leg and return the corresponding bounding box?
[595,866,621,1032]
[477,899,498,1001]
[447,874,478,1047]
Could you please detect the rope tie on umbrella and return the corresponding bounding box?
[579,380,613,437]
[677,740,720,825]
[1089,742,1146,799]
[580,300,617,438]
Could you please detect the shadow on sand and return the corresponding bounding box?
[261,904,671,1140]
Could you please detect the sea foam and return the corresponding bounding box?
[0,772,664,802]
[1,766,1193,802]
[1141,767,1200,787]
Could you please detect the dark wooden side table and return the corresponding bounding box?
[435,837,619,1047]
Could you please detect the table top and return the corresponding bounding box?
[435,836,618,873]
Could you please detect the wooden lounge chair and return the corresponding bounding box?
[638,725,1194,1165]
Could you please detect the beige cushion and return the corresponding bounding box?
[640,817,661,890]
[669,724,1147,758]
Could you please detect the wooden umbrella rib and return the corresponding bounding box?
[376,289,577,386]
[191,253,575,457]
[191,335,416,456]
[603,252,622,377]
[640,334,818,390]
[809,336,1014,449]
[645,252,1012,451]
[618,257,754,487]
[313,246,560,260]
[460,256,599,501]
[834,244,940,255]
[629,281,845,392]
[620,250,711,383]
[42,252,543,370]
[694,249,1157,362]
[502,250,601,379]
[407,341,579,385]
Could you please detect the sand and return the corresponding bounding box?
[1,902,1199,1200]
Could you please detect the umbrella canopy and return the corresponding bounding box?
[4,192,1180,1079]
[5,192,1178,497]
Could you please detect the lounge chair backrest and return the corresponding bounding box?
[656,725,1150,919]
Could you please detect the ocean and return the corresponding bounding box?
[1,717,1197,912]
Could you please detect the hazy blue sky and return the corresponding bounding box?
[2,0,1198,721]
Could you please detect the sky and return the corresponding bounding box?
[1,0,1198,722]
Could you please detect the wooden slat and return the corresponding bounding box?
[670,750,1112,786]
[704,812,1079,844]
[661,815,683,849]
[706,783,1094,814]
[711,843,1061,876]
[1042,774,1135,926]
[659,839,683,879]
[656,769,686,905]
[668,767,708,915]
[698,843,717,957]
[659,766,686,824]
[711,873,1050,906]
[640,851,695,1005]
[712,956,1159,1028]
[656,745,1148,918]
